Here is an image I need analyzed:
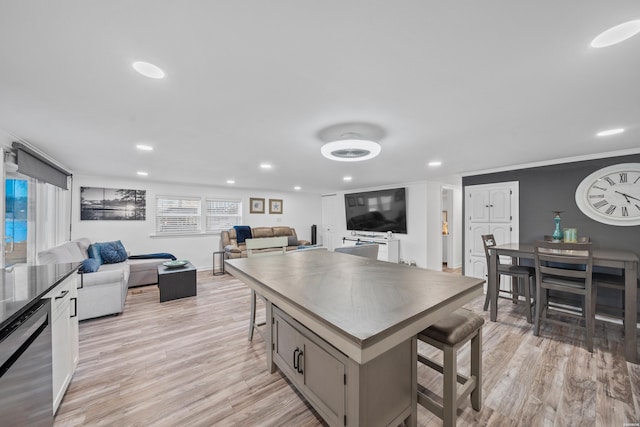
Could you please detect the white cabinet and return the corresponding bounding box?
[43,273,79,414]
[341,236,399,263]
[273,307,346,426]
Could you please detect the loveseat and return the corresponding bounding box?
[37,238,170,320]
[221,226,310,259]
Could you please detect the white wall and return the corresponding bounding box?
[72,174,322,270]
[425,182,442,270]
[451,186,463,268]
[323,182,430,268]
[320,180,465,270]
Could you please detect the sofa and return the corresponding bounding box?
[221,226,310,259]
[37,238,170,320]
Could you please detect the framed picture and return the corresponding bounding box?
[269,199,283,214]
[250,197,265,214]
[347,197,356,207]
[80,187,146,220]
[357,196,365,206]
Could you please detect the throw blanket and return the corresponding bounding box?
[128,253,177,260]
[233,225,252,244]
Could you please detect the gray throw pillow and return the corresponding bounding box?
[287,235,298,246]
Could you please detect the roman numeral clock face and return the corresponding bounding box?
[575,163,640,226]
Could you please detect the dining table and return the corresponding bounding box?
[488,242,639,364]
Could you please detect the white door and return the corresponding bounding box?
[321,194,340,251]
[464,182,519,279]
[489,187,512,223]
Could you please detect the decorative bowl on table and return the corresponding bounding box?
[162,260,188,269]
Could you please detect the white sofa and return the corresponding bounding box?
[37,238,168,320]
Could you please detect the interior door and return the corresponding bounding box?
[321,194,340,251]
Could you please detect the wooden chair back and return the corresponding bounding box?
[534,240,593,283]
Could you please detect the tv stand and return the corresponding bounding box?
[342,236,400,263]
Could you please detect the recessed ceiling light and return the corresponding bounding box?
[137,171,148,176]
[591,20,640,48]
[343,176,352,181]
[136,144,153,151]
[294,186,301,190]
[226,179,235,184]
[260,163,272,169]
[321,138,381,162]
[596,128,625,137]
[132,61,165,79]
[428,161,442,167]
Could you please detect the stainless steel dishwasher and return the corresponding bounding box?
[0,298,53,426]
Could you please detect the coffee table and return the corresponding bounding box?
[157,262,197,302]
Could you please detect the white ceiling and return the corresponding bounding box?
[1,1,639,194]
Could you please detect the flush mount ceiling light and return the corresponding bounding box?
[591,20,640,48]
[428,160,442,167]
[132,61,165,79]
[321,133,381,162]
[137,171,148,176]
[136,144,153,151]
[596,128,625,137]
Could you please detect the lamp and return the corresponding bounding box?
[320,133,381,162]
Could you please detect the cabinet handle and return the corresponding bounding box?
[70,297,77,318]
[55,290,69,300]
[293,348,299,371]
[296,350,304,374]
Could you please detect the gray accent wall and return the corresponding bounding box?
[463,153,640,315]
[463,153,640,255]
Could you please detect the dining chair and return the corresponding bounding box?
[245,236,288,341]
[533,240,596,352]
[334,243,379,260]
[481,234,535,323]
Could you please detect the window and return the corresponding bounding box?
[206,199,242,232]
[156,196,201,234]
[155,196,242,235]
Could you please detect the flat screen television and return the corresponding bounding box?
[344,187,407,234]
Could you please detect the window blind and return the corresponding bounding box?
[206,199,242,232]
[156,196,201,234]
[12,141,71,189]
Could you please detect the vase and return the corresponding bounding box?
[552,211,564,242]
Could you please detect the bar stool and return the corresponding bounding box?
[417,308,484,427]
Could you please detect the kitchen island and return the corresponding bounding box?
[226,250,484,427]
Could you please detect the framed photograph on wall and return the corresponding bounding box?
[269,199,283,214]
[250,197,265,214]
[80,187,146,220]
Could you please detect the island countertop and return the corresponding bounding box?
[0,263,79,329]
[226,250,484,363]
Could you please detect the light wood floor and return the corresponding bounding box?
[54,271,640,426]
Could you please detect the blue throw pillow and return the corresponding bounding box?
[88,243,103,265]
[78,258,100,273]
[100,240,128,264]
[233,226,252,244]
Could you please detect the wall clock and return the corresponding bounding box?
[575,163,640,226]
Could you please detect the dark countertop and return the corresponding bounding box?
[0,263,80,328]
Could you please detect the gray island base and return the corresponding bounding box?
[226,250,484,426]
